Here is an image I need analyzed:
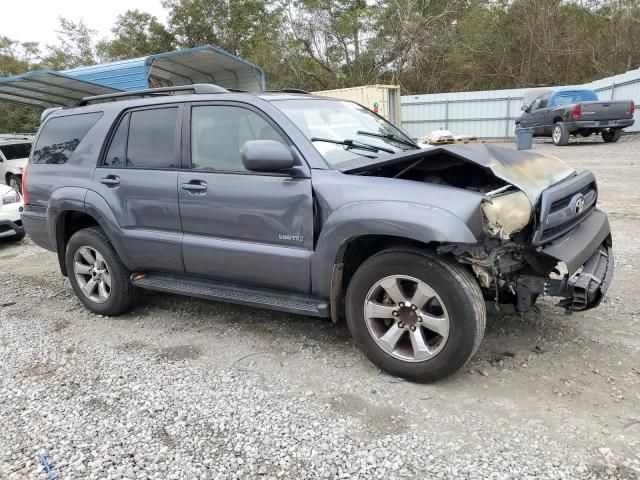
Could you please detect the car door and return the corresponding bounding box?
[522,95,547,132]
[178,102,314,293]
[520,97,539,128]
[92,104,184,273]
[532,93,551,135]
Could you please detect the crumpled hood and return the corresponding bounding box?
[339,144,575,204]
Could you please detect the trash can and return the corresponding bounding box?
[515,127,534,150]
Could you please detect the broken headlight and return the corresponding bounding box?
[481,190,532,239]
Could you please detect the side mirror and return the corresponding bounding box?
[241,140,295,172]
[521,105,529,112]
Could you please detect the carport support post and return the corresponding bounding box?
[610,82,616,100]
[505,97,511,139]
[444,100,449,130]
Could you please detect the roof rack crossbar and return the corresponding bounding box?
[78,83,228,106]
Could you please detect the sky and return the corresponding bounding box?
[3,0,168,46]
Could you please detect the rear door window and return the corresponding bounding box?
[32,112,102,164]
[126,108,179,169]
[0,143,32,160]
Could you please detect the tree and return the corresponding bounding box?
[97,10,176,61]
[283,0,382,89]
[43,18,97,69]
[0,37,42,132]
[162,0,282,57]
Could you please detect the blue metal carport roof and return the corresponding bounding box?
[63,45,266,92]
[0,71,121,108]
[0,45,266,108]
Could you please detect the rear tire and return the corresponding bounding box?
[345,248,486,383]
[602,129,622,143]
[65,226,138,316]
[552,122,570,146]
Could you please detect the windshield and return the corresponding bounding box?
[272,99,417,166]
[549,90,598,107]
[0,143,32,160]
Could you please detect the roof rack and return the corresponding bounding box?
[78,83,229,106]
[266,89,310,94]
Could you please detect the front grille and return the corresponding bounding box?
[532,171,597,245]
[549,183,594,211]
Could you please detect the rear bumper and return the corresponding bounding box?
[21,206,54,250]
[567,118,634,131]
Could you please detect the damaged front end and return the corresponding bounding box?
[340,143,614,314]
[440,170,614,313]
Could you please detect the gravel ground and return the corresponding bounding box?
[1,134,639,479]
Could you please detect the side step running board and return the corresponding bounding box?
[131,272,331,318]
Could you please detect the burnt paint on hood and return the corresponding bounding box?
[338,144,575,203]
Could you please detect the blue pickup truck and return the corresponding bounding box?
[516,89,635,146]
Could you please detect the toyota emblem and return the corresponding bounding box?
[575,196,585,215]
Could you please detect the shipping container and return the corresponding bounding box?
[313,85,402,126]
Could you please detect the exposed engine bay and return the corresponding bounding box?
[340,143,575,201]
[359,153,507,193]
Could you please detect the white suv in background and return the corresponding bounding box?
[0,183,24,242]
[0,138,32,193]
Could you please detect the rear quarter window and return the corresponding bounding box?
[32,112,102,164]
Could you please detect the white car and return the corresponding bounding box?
[0,183,25,242]
[0,139,32,193]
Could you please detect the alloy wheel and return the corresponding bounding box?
[73,245,112,303]
[363,275,450,362]
[9,176,20,193]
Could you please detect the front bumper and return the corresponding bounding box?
[567,244,614,310]
[0,202,25,238]
[0,219,25,238]
[517,210,614,312]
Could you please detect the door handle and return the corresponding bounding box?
[181,181,207,193]
[100,175,120,187]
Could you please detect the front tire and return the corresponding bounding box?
[65,227,138,316]
[345,248,486,383]
[602,129,622,143]
[552,122,570,146]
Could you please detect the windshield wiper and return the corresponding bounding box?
[310,137,395,154]
[310,137,394,154]
[356,130,418,149]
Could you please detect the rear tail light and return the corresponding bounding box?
[21,165,29,204]
[631,101,636,117]
[571,104,582,120]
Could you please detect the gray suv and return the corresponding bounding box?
[21,84,614,382]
